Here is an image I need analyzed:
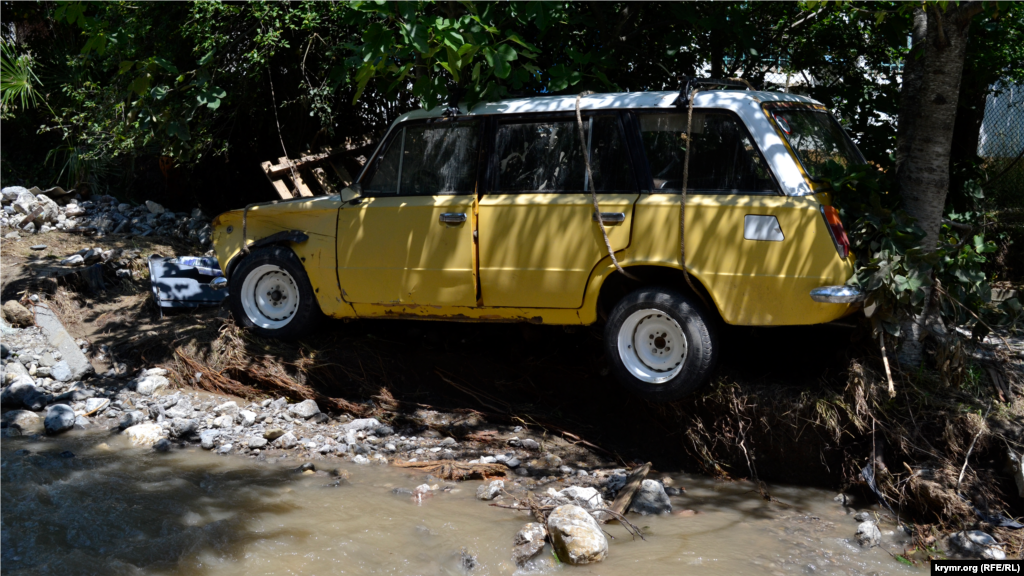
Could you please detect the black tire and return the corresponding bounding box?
[604,287,718,401]
[229,245,323,339]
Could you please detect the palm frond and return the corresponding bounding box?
[0,41,43,112]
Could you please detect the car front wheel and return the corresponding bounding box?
[605,287,718,401]
[229,246,322,339]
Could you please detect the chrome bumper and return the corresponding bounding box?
[208,277,228,290]
[810,285,865,304]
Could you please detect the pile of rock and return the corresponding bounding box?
[1,185,213,248]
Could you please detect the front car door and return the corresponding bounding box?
[336,118,480,308]
[477,113,639,308]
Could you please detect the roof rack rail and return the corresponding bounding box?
[677,75,756,106]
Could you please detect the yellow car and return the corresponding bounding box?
[211,85,864,400]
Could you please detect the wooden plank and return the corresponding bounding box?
[606,462,651,521]
[261,160,293,200]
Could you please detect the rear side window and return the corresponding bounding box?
[363,121,479,196]
[638,111,776,194]
[493,115,633,193]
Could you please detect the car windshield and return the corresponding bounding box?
[770,109,864,180]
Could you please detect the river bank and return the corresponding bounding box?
[3,201,1024,567]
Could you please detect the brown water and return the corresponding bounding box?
[2,431,922,575]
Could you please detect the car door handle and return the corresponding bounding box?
[439,212,467,224]
[592,212,626,226]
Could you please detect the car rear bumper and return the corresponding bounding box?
[809,285,865,304]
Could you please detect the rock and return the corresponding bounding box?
[2,409,41,433]
[145,200,165,214]
[547,505,608,565]
[213,414,233,428]
[248,437,268,449]
[30,244,47,251]
[1,186,29,203]
[164,397,193,419]
[74,415,89,429]
[84,398,109,413]
[169,418,197,438]
[3,360,28,383]
[44,404,76,435]
[35,194,60,223]
[352,455,370,465]
[60,254,85,266]
[238,409,257,426]
[951,530,1005,560]
[200,429,219,450]
[135,374,169,395]
[342,417,381,432]
[124,423,164,446]
[119,410,146,430]
[144,367,168,377]
[12,190,38,214]
[154,438,172,452]
[476,480,504,500]
[854,511,872,522]
[34,305,94,380]
[213,400,238,415]
[1008,450,1024,499]
[512,523,548,567]
[49,361,72,382]
[629,479,672,515]
[288,399,320,419]
[274,431,298,449]
[1,378,47,410]
[217,443,233,454]
[558,486,605,510]
[855,521,881,547]
[521,438,540,450]
[264,428,286,441]
[2,301,34,327]
[269,397,287,410]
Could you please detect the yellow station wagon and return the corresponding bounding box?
[211,84,865,400]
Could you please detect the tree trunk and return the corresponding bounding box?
[895,4,978,367]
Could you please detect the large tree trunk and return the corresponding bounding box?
[895,4,979,367]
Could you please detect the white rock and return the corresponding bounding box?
[145,200,165,214]
[342,417,380,431]
[855,521,882,547]
[547,504,608,565]
[353,454,370,464]
[135,374,169,395]
[213,415,233,428]
[12,191,38,215]
[476,479,504,500]
[273,431,297,449]
[558,486,605,510]
[144,367,168,377]
[287,399,320,419]
[238,409,257,426]
[213,400,238,415]
[512,523,548,567]
[124,423,164,446]
[950,530,1005,560]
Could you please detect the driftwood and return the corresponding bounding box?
[392,459,509,481]
[607,462,651,520]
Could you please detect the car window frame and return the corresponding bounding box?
[762,102,867,184]
[482,111,638,195]
[629,108,783,196]
[359,116,483,198]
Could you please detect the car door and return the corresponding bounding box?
[477,113,639,308]
[336,118,480,307]
[631,109,843,325]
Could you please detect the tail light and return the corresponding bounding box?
[820,205,850,259]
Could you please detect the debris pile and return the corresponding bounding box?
[1,186,213,248]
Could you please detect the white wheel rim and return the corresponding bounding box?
[240,264,300,330]
[617,309,688,384]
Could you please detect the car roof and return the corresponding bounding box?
[394,90,822,123]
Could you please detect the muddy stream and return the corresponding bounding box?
[0,430,924,576]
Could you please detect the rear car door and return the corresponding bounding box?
[477,113,639,308]
[336,118,479,306]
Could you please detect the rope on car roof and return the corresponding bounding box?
[575,91,638,281]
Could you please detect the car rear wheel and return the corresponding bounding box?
[229,246,322,339]
[605,287,717,401]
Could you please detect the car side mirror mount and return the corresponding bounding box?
[341,183,363,205]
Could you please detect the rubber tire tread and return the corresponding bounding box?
[229,245,323,339]
[604,286,718,402]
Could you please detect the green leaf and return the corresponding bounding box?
[118,61,135,74]
[197,49,216,66]
[128,73,152,96]
[195,85,226,109]
[150,85,170,100]
[400,21,429,53]
[152,57,178,75]
[167,120,190,142]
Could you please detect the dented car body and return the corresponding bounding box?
[212,89,864,400]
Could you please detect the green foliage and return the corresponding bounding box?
[0,40,44,114]
[826,163,1020,339]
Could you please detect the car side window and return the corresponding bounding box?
[363,121,479,196]
[493,115,633,193]
[638,111,777,194]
